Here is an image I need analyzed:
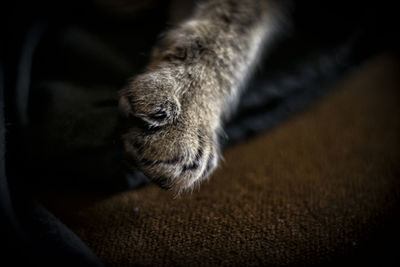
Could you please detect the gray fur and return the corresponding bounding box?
[119,0,283,192]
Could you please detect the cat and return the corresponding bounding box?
[118,0,286,192]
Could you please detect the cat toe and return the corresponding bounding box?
[119,74,181,127]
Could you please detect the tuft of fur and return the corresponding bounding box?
[119,0,283,192]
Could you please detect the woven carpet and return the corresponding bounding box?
[38,53,400,266]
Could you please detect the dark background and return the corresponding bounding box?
[1,0,398,265]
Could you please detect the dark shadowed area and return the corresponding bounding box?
[1,0,399,265]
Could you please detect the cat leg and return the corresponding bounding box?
[119,0,284,192]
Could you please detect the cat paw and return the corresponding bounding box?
[119,69,220,192]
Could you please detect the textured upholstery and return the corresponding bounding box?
[39,53,400,266]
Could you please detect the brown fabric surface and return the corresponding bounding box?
[39,53,400,266]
